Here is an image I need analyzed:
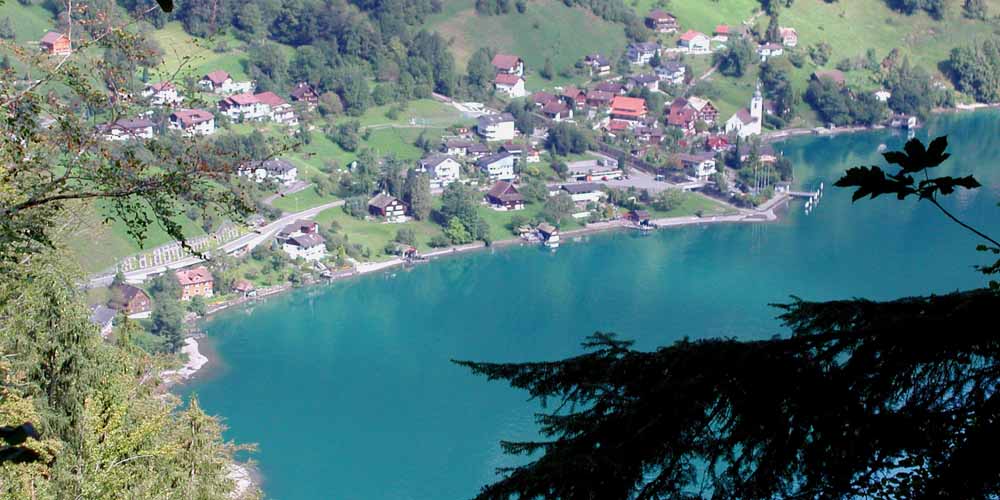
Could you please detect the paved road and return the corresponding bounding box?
[89,200,345,287]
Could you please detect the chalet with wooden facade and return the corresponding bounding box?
[109,284,151,315]
[368,193,407,222]
[645,9,678,33]
[40,31,71,56]
[485,180,524,211]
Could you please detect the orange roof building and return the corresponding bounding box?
[175,266,214,301]
[610,96,648,121]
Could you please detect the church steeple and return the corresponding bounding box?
[750,82,763,120]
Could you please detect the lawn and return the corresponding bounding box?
[313,207,447,260]
[426,0,627,91]
[61,200,209,273]
[354,99,472,129]
[476,202,583,243]
[271,187,339,213]
[148,22,250,83]
[0,2,56,44]
[644,191,735,219]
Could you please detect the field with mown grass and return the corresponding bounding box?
[313,206,447,260]
[426,0,627,91]
[644,191,736,219]
[148,22,252,82]
[0,1,56,44]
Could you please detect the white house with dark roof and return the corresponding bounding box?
[99,118,155,141]
[656,61,686,85]
[143,81,183,106]
[677,152,717,180]
[242,159,298,185]
[626,42,660,65]
[88,304,115,338]
[169,109,215,136]
[368,193,408,222]
[477,113,516,142]
[417,155,462,188]
[283,233,326,261]
[560,183,606,203]
[477,152,516,181]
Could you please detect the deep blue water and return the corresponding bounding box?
[183,111,1000,499]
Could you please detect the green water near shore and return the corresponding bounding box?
[183,110,1000,499]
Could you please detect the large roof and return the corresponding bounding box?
[679,30,707,42]
[478,113,515,127]
[491,54,521,70]
[203,70,230,85]
[40,31,67,44]
[611,96,647,117]
[288,233,325,248]
[254,91,287,107]
[171,109,213,126]
[368,192,401,210]
[487,180,522,203]
[176,266,212,286]
[225,93,259,106]
[495,73,521,86]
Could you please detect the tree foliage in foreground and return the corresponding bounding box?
[456,136,1000,499]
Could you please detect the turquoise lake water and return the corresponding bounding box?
[183,111,1000,500]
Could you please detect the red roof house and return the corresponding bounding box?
[40,31,71,55]
[610,96,647,121]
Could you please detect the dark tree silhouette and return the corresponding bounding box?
[455,136,1000,499]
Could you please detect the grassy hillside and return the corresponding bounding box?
[426,0,628,90]
[0,1,56,44]
[148,22,251,82]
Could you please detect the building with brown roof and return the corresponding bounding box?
[108,284,151,315]
[645,9,678,33]
[485,180,524,211]
[40,31,71,56]
[169,109,215,136]
[610,96,648,123]
[175,266,214,301]
[368,193,407,222]
[491,54,524,77]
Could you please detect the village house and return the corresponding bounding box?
[656,61,686,85]
[677,151,717,180]
[283,232,326,261]
[635,125,664,144]
[812,70,846,86]
[645,9,678,33]
[706,135,731,152]
[169,109,215,136]
[626,42,660,65]
[874,89,892,102]
[289,82,319,107]
[485,180,524,211]
[725,87,763,139]
[40,31,71,56]
[255,91,298,126]
[88,305,116,338]
[713,25,730,41]
[584,54,612,76]
[368,193,408,222]
[610,96,648,124]
[175,266,214,301]
[491,54,524,77]
[143,82,183,106]
[560,182,606,203]
[678,30,711,54]
[543,100,573,122]
[626,74,659,92]
[218,93,271,122]
[686,96,719,123]
[109,283,152,316]
[477,113,516,141]
[467,143,491,159]
[99,118,155,141]
[532,91,558,108]
[667,101,697,136]
[586,90,615,108]
[779,27,798,47]
[197,71,252,94]
[477,152,516,181]
[560,86,587,109]
[241,158,298,185]
[417,154,462,188]
[494,73,527,98]
[233,280,257,298]
[568,158,623,182]
[443,139,473,157]
[738,143,779,164]
[757,42,784,60]
[593,81,626,95]
[277,220,318,243]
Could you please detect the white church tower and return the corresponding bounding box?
[750,82,763,121]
